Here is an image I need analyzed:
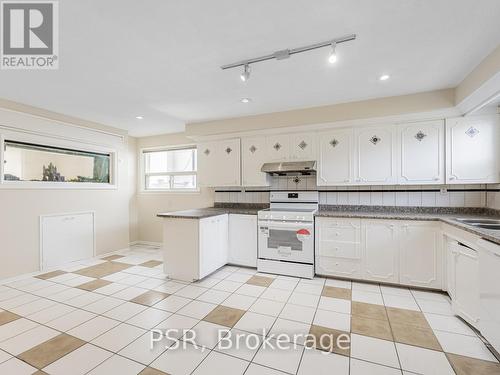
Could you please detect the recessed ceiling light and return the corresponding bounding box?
[241,98,251,103]
[379,74,390,81]
[135,115,144,120]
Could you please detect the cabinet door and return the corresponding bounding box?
[453,244,480,327]
[217,139,241,186]
[446,115,500,184]
[355,126,397,184]
[289,133,316,161]
[197,141,218,187]
[228,214,257,267]
[400,222,442,289]
[399,121,444,184]
[242,137,270,186]
[266,135,290,161]
[363,220,399,283]
[446,239,457,300]
[317,129,354,186]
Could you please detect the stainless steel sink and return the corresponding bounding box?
[456,218,500,230]
[456,218,500,225]
[472,224,500,230]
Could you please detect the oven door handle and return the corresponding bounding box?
[258,220,313,229]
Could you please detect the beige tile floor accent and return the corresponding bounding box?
[131,291,170,306]
[17,333,85,369]
[76,279,112,292]
[0,245,498,375]
[35,271,67,280]
[101,255,125,261]
[139,261,163,268]
[203,305,246,327]
[0,311,20,326]
[246,276,274,287]
[322,286,352,300]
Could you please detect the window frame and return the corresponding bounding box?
[140,144,199,193]
[0,134,117,190]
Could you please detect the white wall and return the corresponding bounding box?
[0,107,137,279]
[136,133,215,244]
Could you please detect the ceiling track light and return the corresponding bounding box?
[240,64,250,82]
[221,34,356,79]
[328,41,337,64]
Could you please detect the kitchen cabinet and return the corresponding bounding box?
[266,134,290,162]
[228,214,257,267]
[399,221,442,289]
[317,129,354,185]
[449,241,480,328]
[316,217,442,289]
[446,114,500,184]
[315,217,362,278]
[289,132,316,160]
[198,139,241,187]
[362,220,399,283]
[354,126,397,184]
[241,137,270,186]
[399,120,445,184]
[162,214,228,282]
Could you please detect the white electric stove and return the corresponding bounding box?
[257,191,318,279]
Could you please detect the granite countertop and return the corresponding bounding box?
[157,204,267,219]
[158,204,500,245]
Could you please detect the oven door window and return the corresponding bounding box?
[268,229,303,251]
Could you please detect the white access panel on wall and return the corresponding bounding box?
[40,212,95,270]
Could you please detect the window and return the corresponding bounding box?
[143,146,197,191]
[3,140,111,184]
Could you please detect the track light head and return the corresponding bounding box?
[240,64,251,82]
[328,42,337,64]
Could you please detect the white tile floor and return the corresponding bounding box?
[0,245,498,375]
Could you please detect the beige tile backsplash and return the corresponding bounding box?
[215,177,500,209]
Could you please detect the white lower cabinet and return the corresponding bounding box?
[316,217,442,289]
[315,218,362,278]
[228,214,257,267]
[448,241,480,328]
[362,220,399,283]
[399,221,442,289]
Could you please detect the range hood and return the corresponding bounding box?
[261,161,316,176]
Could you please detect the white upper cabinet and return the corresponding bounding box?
[446,114,500,184]
[241,137,270,186]
[197,141,218,187]
[266,134,290,161]
[399,120,445,184]
[317,129,354,186]
[354,126,397,184]
[289,133,316,160]
[198,139,241,187]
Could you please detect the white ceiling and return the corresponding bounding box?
[1,0,499,137]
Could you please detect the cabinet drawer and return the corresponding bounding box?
[318,241,360,260]
[316,256,362,278]
[321,226,360,243]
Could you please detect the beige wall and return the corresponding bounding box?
[136,133,214,243]
[0,108,137,279]
[456,45,500,105]
[186,89,455,136]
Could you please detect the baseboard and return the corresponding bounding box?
[129,241,162,247]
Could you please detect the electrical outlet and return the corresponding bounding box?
[440,187,448,194]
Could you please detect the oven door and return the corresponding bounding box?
[258,220,314,264]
